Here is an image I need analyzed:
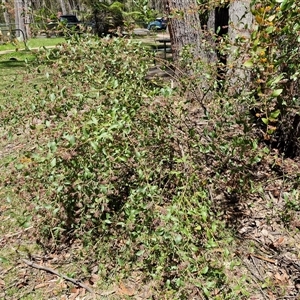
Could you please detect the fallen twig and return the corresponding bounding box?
[250,254,264,281]
[250,253,276,264]
[243,258,264,282]
[22,259,94,294]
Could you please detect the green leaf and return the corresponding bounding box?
[50,158,56,167]
[270,109,280,119]
[271,89,283,97]
[50,93,56,101]
[262,118,269,125]
[0,256,9,263]
[195,225,202,231]
[23,221,32,228]
[201,266,209,274]
[243,59,253,68]
[64,134,75,146]
[174,234,182,244]
[90,141,98,151]
[211,222,217,233]
[48,141,57,152]
[203,287,210,297]
[201,208,208,222]
[206,239,218,248]
[268,75,283,87]
[266,26,275,34]
[136,250,145,256]
[280,0,293,11]
[15,163,24,170]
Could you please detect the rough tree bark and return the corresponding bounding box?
[165,0,205,63]
[166,0,253,80]
[59,0,67,14]
[14,0,25,38]
[23,0,31,38]
[227,0,253,91]
[2,0,11,24]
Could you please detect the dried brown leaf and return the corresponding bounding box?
[69,287,80,300]
[34,282,49,289]
[274,271,289,284]
[91,265,98,274]
[79,288,86,296]
[267,291,276,300]
[275,236,284,245]
[70,287,78,294]
[272,236,285,249]
[89,274,99,284]
[0,279,5,287]
[118,282,136,296]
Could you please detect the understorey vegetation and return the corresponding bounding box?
[0,0,299,298]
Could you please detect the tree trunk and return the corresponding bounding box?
[149,0,164,12]
[14,0,25,39]
[227,0,253,92]
[59,0,67,15]
[2,0,11,25]
[166,0,205,63]
[23,0,31,38]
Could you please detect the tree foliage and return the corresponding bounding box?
[247,0,300,156]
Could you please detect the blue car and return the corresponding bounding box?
[147,18,168,31]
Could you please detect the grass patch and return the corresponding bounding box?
[0,51,32,102]
[0,50,35,63]
[26,37,66,49]
[0,50,46,114]
[0,37,65,52]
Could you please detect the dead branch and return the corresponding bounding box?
[250,253,276,264]
[22,259,94,294]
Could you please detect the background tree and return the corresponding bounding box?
[1,0,11,24]
[85,0,125,36]
[14,0,25,37]
[166,0,206,63]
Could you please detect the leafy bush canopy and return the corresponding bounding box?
[1,0,299,296]
[1,34,253,297]
[247,0,300,155]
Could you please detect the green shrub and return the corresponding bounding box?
[2,1,300,298]
[1,34,253,297]
[248,0,300,156]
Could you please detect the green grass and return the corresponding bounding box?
[0,50,39,112]
[0,50,35,62]
[0,50,34,90]
[0,37,65,52]
[26,37,66,48]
